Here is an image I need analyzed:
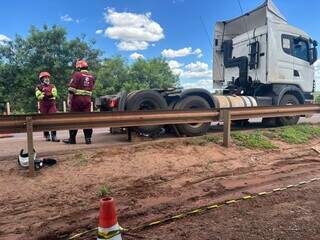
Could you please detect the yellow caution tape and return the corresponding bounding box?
[68,177,320,239]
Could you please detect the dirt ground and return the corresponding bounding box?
[1,130,320,240]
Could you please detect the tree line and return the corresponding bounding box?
[0,25,179,113]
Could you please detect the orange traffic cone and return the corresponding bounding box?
[97,197,122,240]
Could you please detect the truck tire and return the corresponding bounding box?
[233,119,249,127]
[276,94,300,126]
[174,96,211,137]
[126,90,168,135]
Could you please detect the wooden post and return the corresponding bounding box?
[26,117,35,177]
[222,110,231,148]
[63,101,67,112]
[6,102,11,115]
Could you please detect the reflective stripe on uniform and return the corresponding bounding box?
[68,87,77,94]
[35,89,44,100]
[52,87,58,98]
[74,89,92,96]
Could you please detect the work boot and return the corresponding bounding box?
[44,131,50,141]
[51,135,60,142]
[85,138,92,145]
[63,139,76,144]
[45,135,51,142]
[51,131,60,142]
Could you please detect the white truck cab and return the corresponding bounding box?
[213,0,318,109]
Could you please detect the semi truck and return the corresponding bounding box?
[96,0,318,137]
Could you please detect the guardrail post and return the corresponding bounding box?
[222,110,231,148]
[6,102,11,115]
[26,117,35,177]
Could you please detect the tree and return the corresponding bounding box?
[95,56,129,97]
[96,57,179,97]
[0,25,102,112]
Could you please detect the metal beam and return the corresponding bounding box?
[26,117,35,177]
[222,110,231,147]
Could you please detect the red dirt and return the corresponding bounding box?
[1,134,320,239]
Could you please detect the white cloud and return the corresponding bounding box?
[130,52,145,60]
[117,40,149,51]
[167,60,184,69]
[182,61,212,79]
[96,29,103,34]
[0,34,10,45]
[182,79,213,91]
[61,14,73,22]
[173,61,213,91]
[167,60,212,79]
[60,14,80,23]
[167,60,184,76]
[161,47,203,58]
[104,9,164,51]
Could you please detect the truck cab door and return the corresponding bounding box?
[280,34,314,93]
[292,38,314,92]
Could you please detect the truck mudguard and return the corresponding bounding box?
[180,88,215,108]
[272,84,305,105]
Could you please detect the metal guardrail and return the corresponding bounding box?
[1,104,320,176]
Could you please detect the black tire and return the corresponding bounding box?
[276,94,300,126]
[262,117,277,127]
[126,90,168,135]
[233,119,249,127]
[174,96,211,137]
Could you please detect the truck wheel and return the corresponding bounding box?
[126,90,168,135]
[174,96,211,137]
[277,94,300,126]
[233,119,249,127]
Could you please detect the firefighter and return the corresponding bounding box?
[63,60,95,144]
[35,72,60,142]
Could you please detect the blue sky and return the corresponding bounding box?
[0,0,320,89]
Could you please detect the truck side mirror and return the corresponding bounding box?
[310,47,318,65]
[313,40,318,47]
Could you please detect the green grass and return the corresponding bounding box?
[97,185,111,198]
[232,131,277,150]
[314,93,320,104]
[276,124,320,144]
[73,151,88,166]
[204,159,215,171]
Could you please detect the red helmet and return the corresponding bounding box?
[39,72,51,79]
[76,60,88,69]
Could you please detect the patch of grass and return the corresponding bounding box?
[204,159,215,171]
[97,185,111,198]
[232,131,277,150]
[203,135,222,144]
[315,93,320,104]
[74,151,88,166]
[276,124,320,144]
[184,135,222,146]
